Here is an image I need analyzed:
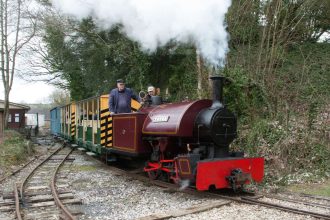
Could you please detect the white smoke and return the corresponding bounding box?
[179,179,190,190]
[52,0,231,66]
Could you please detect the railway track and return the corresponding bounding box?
[239,195,330,220]
[0,157,38,184]
[105,164,330,220]
[137,188,330,219]
[282,191,330,203]
[259,192,330,209]
[1,144,81,220]
[0,148,60,219]
[225,192,329,219]
[0,137,64,185]
[3,142,328,219]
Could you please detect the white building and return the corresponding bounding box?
[25,114,45,127]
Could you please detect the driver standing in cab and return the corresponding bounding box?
[108,79,139,115]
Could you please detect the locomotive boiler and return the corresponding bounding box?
[51,76,264,191]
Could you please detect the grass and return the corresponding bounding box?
[286,180,330,197]
[0,129,33,169]
[70,165,97,172]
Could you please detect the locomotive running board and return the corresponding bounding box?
[195,157,264,191]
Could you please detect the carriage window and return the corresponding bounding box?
[8,114,12,122]
[15,113,20,122]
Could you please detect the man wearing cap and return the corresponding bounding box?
[109,79,139,115]
[142,86,155,106]
[147,86,155,97]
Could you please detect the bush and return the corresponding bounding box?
[223,66,267,120]
[231,106,330,187]
[0,130,34,169]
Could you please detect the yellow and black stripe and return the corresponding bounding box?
[99,98,141,148]
[100,108,113,148]
[71,112,75,137]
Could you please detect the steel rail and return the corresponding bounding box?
[299,193,330,202]
[260,193,330,209]
[19,145,63,199]
[241,196,330,220]
[194,191,330,219]
[13,183,22,220]
[0,157,37,183]
[50,148,76,220]
[151,177,330,219]
[202,192,330,220]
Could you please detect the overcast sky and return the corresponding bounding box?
[0,77,55,104]
[0,0,56,105]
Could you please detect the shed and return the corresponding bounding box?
[0,100,30,129]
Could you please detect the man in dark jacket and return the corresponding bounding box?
[108,79,139,115]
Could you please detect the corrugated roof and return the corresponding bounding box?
[0,100,30,110]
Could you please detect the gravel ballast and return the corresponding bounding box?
[170,203,317,220]
[66,150,324,220]
[1,145,328,220]
[67,151,214,219]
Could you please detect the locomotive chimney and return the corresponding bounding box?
[210,76,224,109]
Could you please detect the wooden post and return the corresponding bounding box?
[35,113,39,136]
[83,102,85,142]
[92,99,95,144]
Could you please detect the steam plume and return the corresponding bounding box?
[52,0,231,66]
[179,179,190,190]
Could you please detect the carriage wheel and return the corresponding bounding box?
[147,170,160,180]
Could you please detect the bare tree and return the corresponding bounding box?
[48,89,70,107]
[0,0,36,129]
[196,48,203,99]
[196,48,214,99]
[21,7,80,90]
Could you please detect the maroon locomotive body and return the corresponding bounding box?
[109,76,264,191]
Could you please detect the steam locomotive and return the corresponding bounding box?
[50,76,264,191]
